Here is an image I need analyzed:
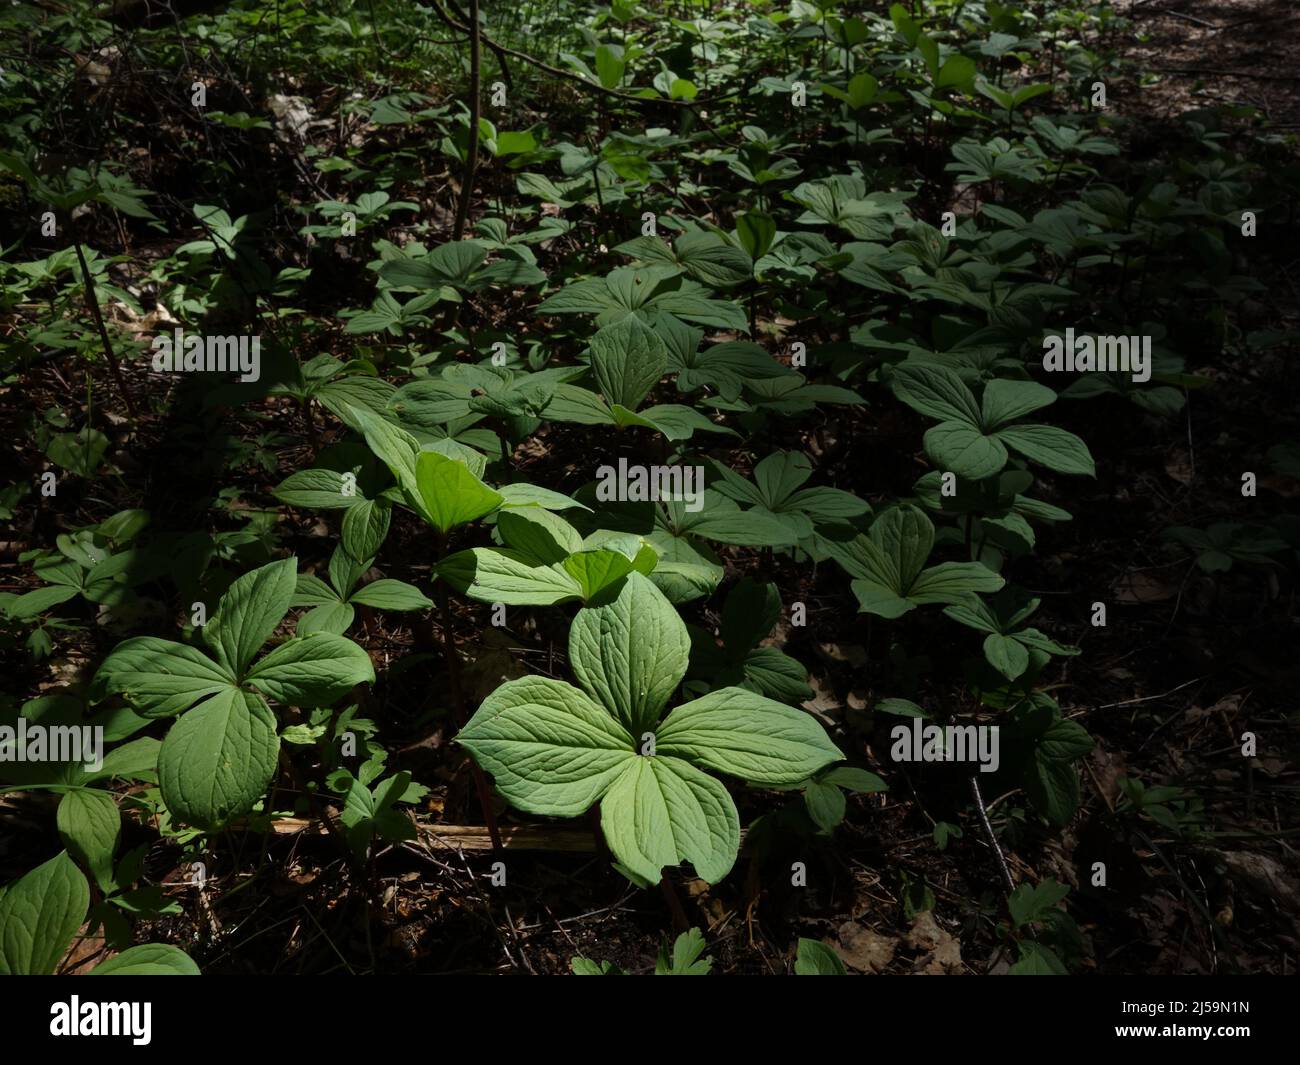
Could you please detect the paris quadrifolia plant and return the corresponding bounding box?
[456,571,844,886]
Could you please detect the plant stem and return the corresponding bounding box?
[453,0,482,241]
[659,874,691,933]
[74,240,137,419]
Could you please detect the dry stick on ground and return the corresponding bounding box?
[267,819,756,854]
[73,240,138,419]
[969,773,1016,897]
[451,0,481,241]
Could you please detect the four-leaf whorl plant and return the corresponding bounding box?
[92,558,375,829]
[456,572,844,886]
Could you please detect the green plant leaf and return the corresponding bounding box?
[347,404,427,510]
[498,507,584,563]
[736,211,776,260]
[92,637,236,719]
[795,938,847,974]
[891,364,981,425]
[563,549,638,600]
[349,579,433,611]
[804,779,847,831]
[88,943,201,975]
[994,424,1096,476]
[923,422,1008,481]
[296,601,356,636]
[456,677,636,817]
[273,467,365,509]
[935,54,977,93]
[984,633,1030,680]
[1008,878,1071,929]
[157,688,280,829]
[341,499,391,562]
[599,755,739,885]
[980,379,1056,430]
[589,314,668,411]
[569,572,689,734]
[906,562,1006,603]
[1010,940,1068,974]
[413,450,504,534]
[87,736,160,782]
[594,44,625,89]
[822,766,888,792]
[205,558,297,677]
[439,548,583,605]
[56,789,120,890]
[244,633,376,705]
[1027,752,1080,826]
[0,851,89,975]
[658,687,843,784]
[656,927,713,975]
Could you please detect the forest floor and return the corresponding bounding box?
[2,2,1298,975]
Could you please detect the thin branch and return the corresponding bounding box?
[429,0,735,109]
[969,773,1016,897]
[452,0,481,241]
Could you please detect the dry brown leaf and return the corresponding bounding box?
[1089,745,1128,808]
[1219,851,1300,932]
[835,921,896,973]
[1164,449,1194,485]
[815,641,868,668]
[1112,570,1180,603]
[905,911,964,974]
[801,674,841,726]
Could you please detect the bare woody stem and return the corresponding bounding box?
[969,772,1015,897]
[452,0,481,242]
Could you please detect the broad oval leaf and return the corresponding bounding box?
[205,558,298,678]
[569,572,689,734]
[456,676,636,817]
[984,632,1031,680]
[295,601,356,636]
[795,938,847,975]
[908,561,1006,604]
[348,579,433,611]
[56,789,120,890]
[93,636,235,719]
[0,851,89,975]
[995,424,1096,477]
[599,755,740,886]
[340,499,391,562]
[157,688,280,829]
[244,632,375,705]
[589,314,668,412]
[923,422,1008,482]
[413,450,504,534]
[658,687,844,785]
[890,363,981,425]
[273,467,362,509]
[980,378,1056,431]
[439,547,583,605]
